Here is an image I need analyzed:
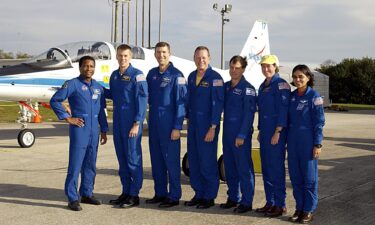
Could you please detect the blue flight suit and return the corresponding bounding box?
[50,76,108,202]
[287,87,325,213]
[223,77,257,207]
[186,66,224,201]
[105,64,148,197]
[257,73,290,208]
[146,63,187,201]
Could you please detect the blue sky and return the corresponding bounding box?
[1,0,374,68]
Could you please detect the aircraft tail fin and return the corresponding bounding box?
[240,20,270,89]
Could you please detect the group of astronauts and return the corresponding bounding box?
[50,41,325,224]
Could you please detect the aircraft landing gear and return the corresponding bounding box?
[15,101,39,148]
[181,152,226,182]
[17,129,35,148]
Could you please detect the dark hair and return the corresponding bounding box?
[117,44,132,52]
[79,55,95,67]
[291,64,314,87]
[155,41,170,52]
[229,55,247,69]
[194,46,210,57]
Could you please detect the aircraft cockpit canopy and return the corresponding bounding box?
[22,41,113,71]
[111,43,145,60]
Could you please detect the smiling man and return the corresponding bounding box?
[50,55,108,211]
[105,44,148,208]
[146,42,187,208]
[185,46,224,209]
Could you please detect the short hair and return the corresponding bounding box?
[291,64,315,87]
[194,46,210,57]
[79,55,95,67]
[229,55,248,69]
[117,44,132,52]
[155,42,170,52]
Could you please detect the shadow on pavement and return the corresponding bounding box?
[96,166,191,185]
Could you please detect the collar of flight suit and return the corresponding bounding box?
[192,65,214,84]
[78,75,93,86]
[294,86,312,98]
[158,62,175,76]
[263,72,281,87]
[118,63,137,77]
[229,75,246,89]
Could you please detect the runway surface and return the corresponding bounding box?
[0,110,374,225]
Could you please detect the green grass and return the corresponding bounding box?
[0,102,59,122]
[0,102,113,123]
[330,103,375,110]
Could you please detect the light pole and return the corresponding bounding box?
[213,3,232,69]
[159,0,162,42]
[148,0,151,48]
[111,0,129,43]
[112,0,121,42]
[121,1,124,42]
[135,0,138,46]
[127,0,130,44]
[142,0,145,47]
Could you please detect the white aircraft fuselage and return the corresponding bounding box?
[0,20,270,103]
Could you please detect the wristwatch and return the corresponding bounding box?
[134,121,140,125]
[314,144,322,148]
[210,124,217,129]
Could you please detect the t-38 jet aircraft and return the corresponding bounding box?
[0,20,270,157]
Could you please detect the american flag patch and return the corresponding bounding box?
[314,97,324,106]
[213,79,223,87]
[136,74,146,82]
[246,88,256,96]
[178,77,186,85]
[278,82,290,90]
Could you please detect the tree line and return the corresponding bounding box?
[0,49,32,59]
[317,57,375,105]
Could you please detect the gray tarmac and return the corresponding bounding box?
[0,110,374,225]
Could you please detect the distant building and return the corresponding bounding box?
[279,66,330,107]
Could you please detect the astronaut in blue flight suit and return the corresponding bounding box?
[106,44,148,208]
[220,56,257,214]
[287,64,325,224]
[50,56,108,211]
[185,46,224,209]
[145,42,187,208]
[256,55,290,217]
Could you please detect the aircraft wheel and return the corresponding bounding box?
[17,129,35,148]
[218,154,226,182]
[182,152,189,177]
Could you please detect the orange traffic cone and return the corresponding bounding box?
[32,103,42,123]
[33,114,42,123]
